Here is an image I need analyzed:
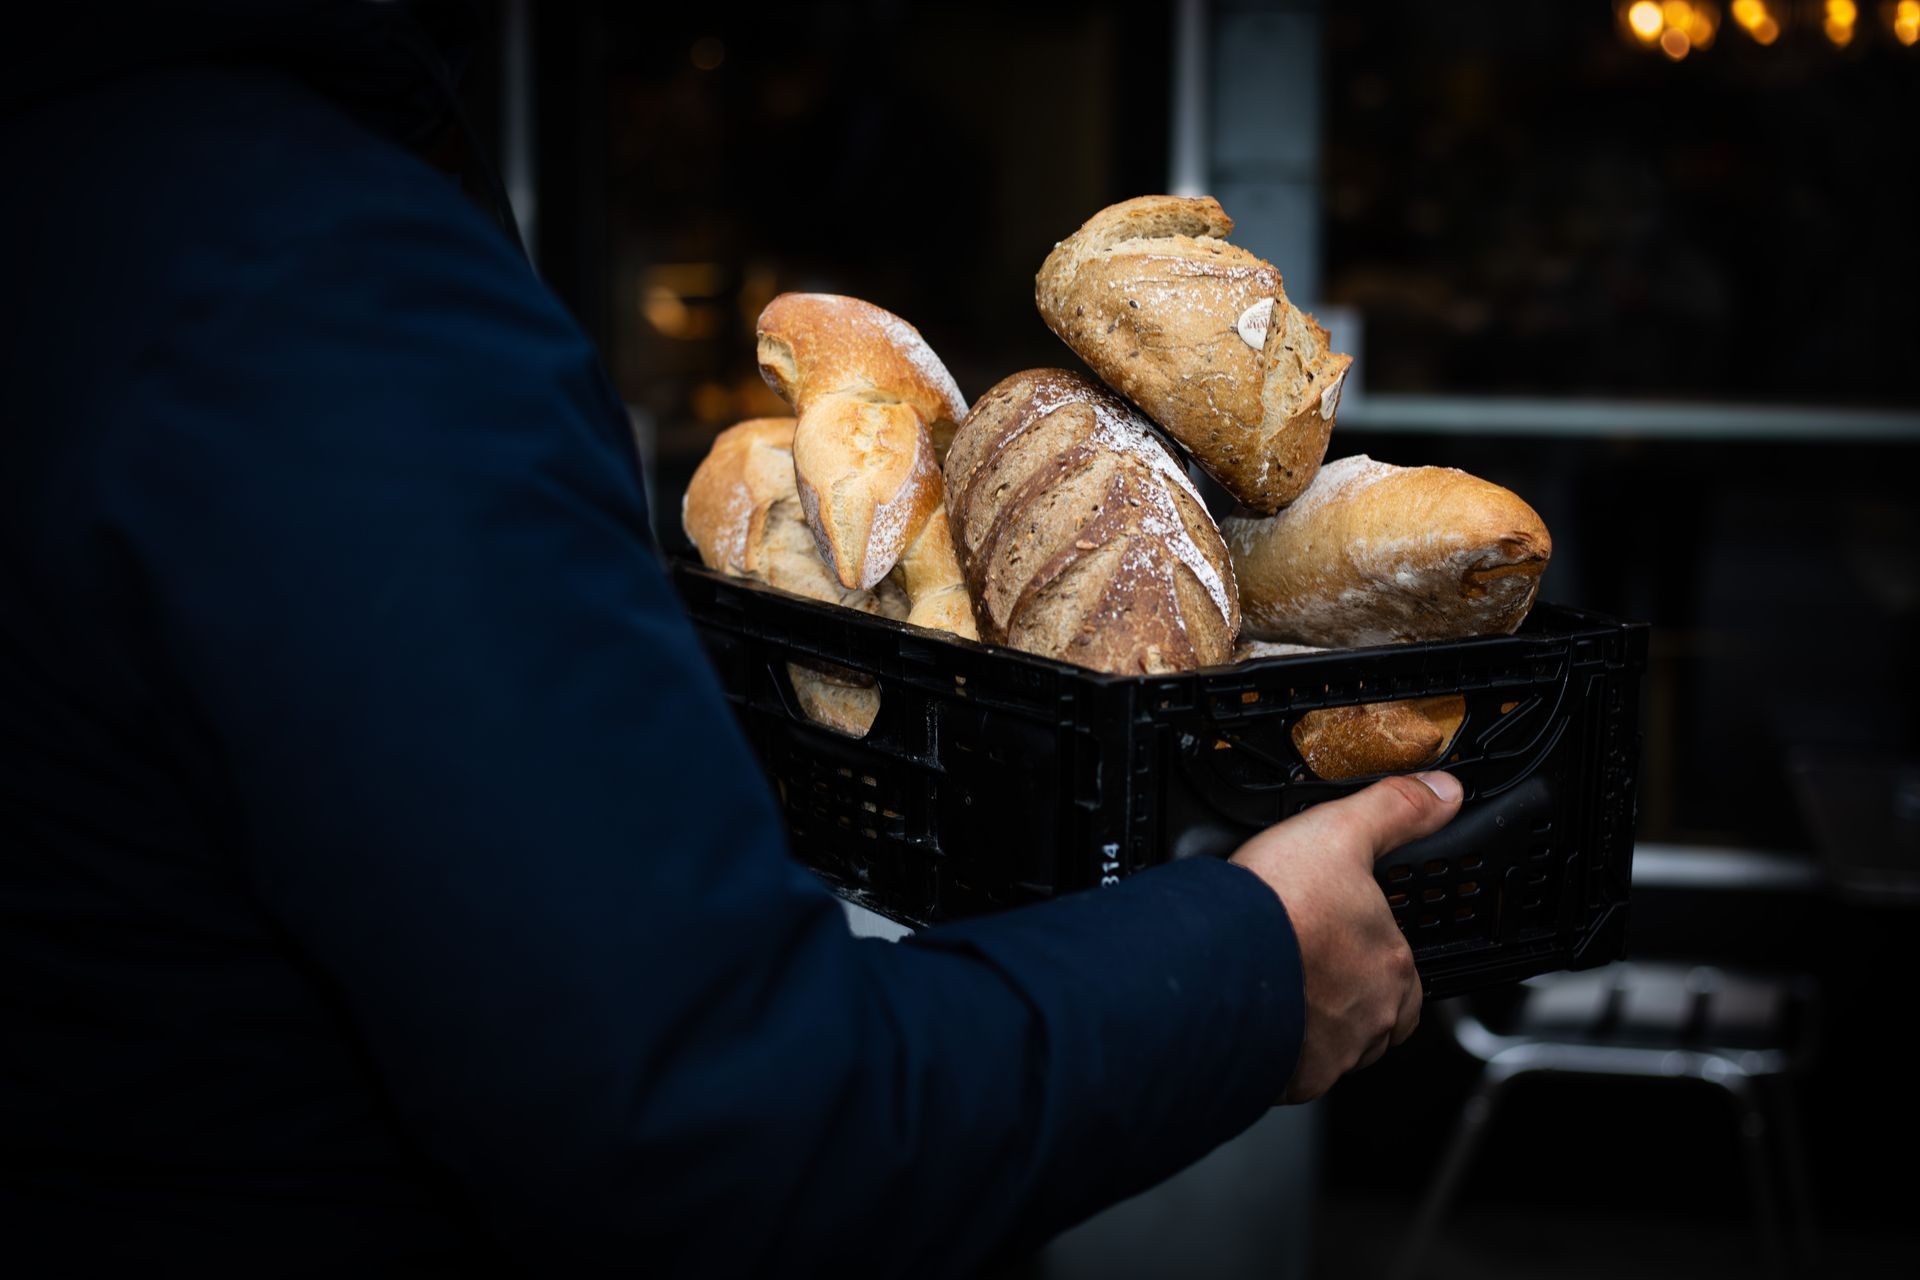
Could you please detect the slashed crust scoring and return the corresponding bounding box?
[1223,455,1553,647]
[756,293,968,591]
[946,368,1239,674]
[682,417,910,618]
[1036,195,1352,514]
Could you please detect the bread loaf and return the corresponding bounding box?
[682,418,907,616]
[1293,698,1466,782]
[682,418,903,738]
[945,368,1239,674]
[755,293,969,591]
[786,658,889,739]
[685,415,976,641]
[1231,639,1465,780]
[1035,195,1352,513]
[1223,455,1551,647]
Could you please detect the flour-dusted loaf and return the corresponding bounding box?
[682,418,907,617]
[945,368,1238,674]
[1223,455,1552,647]
[755,293,969,590]
[1035,195,1352,514]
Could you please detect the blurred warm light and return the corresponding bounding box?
[690,381,732,424]
[648,263,725,295]
[1622,0,1719,55]
[1889,0,1920,42]
[689,37,725,72]
[1689,2,1720,45]
[1826,0,1858,43]
[641,263,728,340]
[738,265,779,335]
[643,286,692,337]
[1731,0,1782,43]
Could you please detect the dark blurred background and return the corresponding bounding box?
[462,1,1917,1275]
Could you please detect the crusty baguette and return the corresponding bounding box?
[787,394,943,591]
[1230,638,1465,780]
[756,293,967,429]
[890,503,976,636]
[1035,195,1351,513]
[1223,455,1551,647]
[756,293,969,590]
[945,368,1238,674]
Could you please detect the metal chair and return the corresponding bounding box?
[1389,963,1820,1280]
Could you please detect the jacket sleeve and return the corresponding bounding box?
[107,159,1306,1277]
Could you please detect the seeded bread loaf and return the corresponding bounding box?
[1223,455,1551,647]
[1035,195,1351,513]
[945,368,1239,674]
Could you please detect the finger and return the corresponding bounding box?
[1321,772,1465,863]
[1356,1029,1392,1071]
[1392,977,1424,1047]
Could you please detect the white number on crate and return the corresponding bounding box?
[1099,842,1122,887]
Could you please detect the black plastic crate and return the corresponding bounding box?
[673,559,1648,999]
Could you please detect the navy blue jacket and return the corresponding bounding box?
[0,24,1305,1279]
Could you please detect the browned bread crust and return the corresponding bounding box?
[756,293,967,428]
[1035,195,1352,513]
[1223,455,1552,647]
[1231,637,1466,779]
[682,417,910,618]
[786,659,884,739]
[1290,696,1466,782]
[946,368,1239,674]
[755,293,968,592]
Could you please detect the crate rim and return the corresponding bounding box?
[673,557,1647,685]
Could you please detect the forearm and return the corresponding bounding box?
[473,857,1303,1277]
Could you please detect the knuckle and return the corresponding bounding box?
[1376,775,1434,822]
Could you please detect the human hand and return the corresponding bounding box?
[1230,772,1464,1103]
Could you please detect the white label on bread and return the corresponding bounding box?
[1319,368,1345,420]
[1236,297,1276,350]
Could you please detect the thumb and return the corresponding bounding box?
[1323,772,1464,862]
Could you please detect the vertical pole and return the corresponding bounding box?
[1169,0,1210,197]
[501,0,538,266]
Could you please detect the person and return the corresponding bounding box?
[0,3,1457,1274]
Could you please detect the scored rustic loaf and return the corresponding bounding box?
[755,293,970,591]
[1035,195,1352,514]
[1223,455,1552,648]
[945,368,1239,674]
